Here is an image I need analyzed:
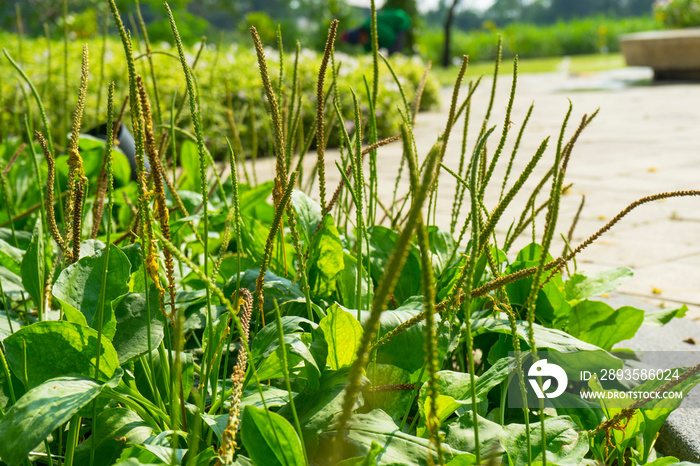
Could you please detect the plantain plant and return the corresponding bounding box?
[0,3,699,466]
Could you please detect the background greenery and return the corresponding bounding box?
[0,32,439,159]
[2,0,683,67]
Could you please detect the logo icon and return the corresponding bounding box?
[528,359,568,399]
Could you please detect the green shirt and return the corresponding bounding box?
[360,8,411,52]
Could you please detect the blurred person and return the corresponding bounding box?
[340,8,411,55]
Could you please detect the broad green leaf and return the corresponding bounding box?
[79,239,106,259]
[427,226,457,276]
[250,315,315,360]
[319,304,362,370]
[367,226,422,305]
[549,391,606,433]
[112,288,166,364]
[318,409,465,465]
[204,387,292,440]
[0,310,23,341]
[3,321,120,388]
[443,413,507,460]
[565,267,633,303]
[77,134,131,187]
[238,181,275,216]
[112,287,170,364]
[255,334,321,389]
[366,362,413,420]
[121,242,146,293]
[179,140,201,192]
[277,368,367,457]
[19,218,44,310]
[241,405,306,466]
[589,375,646,458]
[417,357,514,436]
[357,297,450,374]
[0,238,23,275]
[73,408,153,466]
[241,386,291,409]
[117,444,180,464]
[636,369,700,462]
[191,448,220,466]
[473,317,621,371]
[52,245,132,340]
[568,300,644,350]
[291,190,322,241]
[505,243,570,325]
[0,349,24,412]
[0,267,23,295]
[0,229,31,249]
[224,269,304,318]
[502,416,589,466]
[644,305,688,326]
[436,254,467,302]
[0,370,122,466]
[337,441,385,466]
[307,215,344,298]
[445,454,478,465]
[644,458,679,466]
[337,251,373,311]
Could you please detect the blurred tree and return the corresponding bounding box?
[442,0,460,67]
[454,9,482,30]
[484,0,523,24]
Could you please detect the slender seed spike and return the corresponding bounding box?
[66,44,89,181]
[334,132,443,459]
[412,61,432,124]
[479,56,518,201]
[324,135,401,217]
[416,218,444,465]
[137,75,175,318]
[63,44,90,259]
[315,20,339,211]
[501,102,534,201]
[592,362,700,437]
[71,180,84,263]
[36,130,68,260]
[250,26,287,192]
[254,172,298,326]
[478,137,549,247]
[218,289,254,463]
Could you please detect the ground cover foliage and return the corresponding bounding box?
[1,1,700,465]
[419,15,658,65]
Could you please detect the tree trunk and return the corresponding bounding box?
[442,0,459,68]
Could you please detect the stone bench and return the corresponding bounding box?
[620,28,700,80]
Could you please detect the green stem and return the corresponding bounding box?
[63,415,81,466]
[90,82,115,466]
[273,301,309,465]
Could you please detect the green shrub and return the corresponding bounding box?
[654,0,700,28]
[147,9,210,46]
[419,15,660,64]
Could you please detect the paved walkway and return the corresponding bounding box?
[253,65,700,323]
